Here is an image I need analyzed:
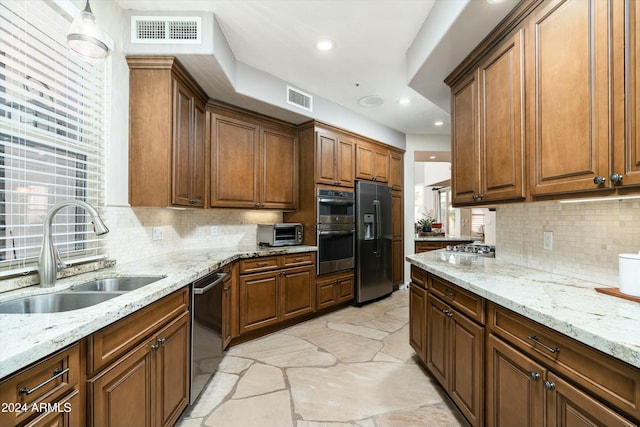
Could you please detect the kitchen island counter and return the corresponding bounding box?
[406,250,640,369]
[0,245,317,379]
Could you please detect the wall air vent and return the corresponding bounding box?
[286,86,313,112]
[131,16,201,44]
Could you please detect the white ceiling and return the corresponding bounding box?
[115,0,519,136]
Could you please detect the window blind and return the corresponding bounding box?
[471,208,485,234]
[0,0,106,276]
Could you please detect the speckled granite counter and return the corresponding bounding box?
[0,245,316,379]
[406,250,640,369]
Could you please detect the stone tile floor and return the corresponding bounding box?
[177,289,469,427]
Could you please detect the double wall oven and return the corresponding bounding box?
[316,189,355,275]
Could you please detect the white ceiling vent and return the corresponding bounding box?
[287,86,313,112]
[131,16,202,44]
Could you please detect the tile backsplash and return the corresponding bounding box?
[102,206,283,264]
[496,199,640,286]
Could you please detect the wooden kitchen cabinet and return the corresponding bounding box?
[127,57,208,208]
[451,29,525,205]
[355,141,389,183]
[389,150,403,191]
[527,0,615,196]
[391,191,403,288]
[239,253,316,334]
[0,344,81,427]
[409,280,427,364]
[87,287,190,427]
[210,110,298,210]
[316,270,354,310]
[315,127,355,188]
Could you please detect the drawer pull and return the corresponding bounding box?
[441,308,454,318]
[19,368,69,395]
[157,337,166,345]
[444,288,457,298]
[151,343,160,351]
[294,257,306,262]
[544,380,556,391]
[528,371,541,381]
[527,335,560,354]
[255,262,270,267]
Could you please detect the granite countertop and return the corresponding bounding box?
[414,235,477,242]
[406,250,640,369]
[0,245,317,379]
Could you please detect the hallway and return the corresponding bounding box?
[178,290,468,427]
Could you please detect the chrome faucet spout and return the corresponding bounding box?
[38,200,109,287]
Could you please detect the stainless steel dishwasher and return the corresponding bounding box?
[190,269,228,404]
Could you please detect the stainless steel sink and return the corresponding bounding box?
[0,292,122,314]
[71,275,165,292]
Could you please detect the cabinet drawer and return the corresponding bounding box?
[87,287,189,374]
[239,256,279,274]
[428,275,484,324]
[415,241,446,252]
[410,265,427,289]
[0,343,80,427]
[281,252,315,268]
[488,302,640,421]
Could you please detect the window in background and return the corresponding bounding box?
[0,0,106,276]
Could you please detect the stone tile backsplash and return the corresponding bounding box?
[496,199,640,286]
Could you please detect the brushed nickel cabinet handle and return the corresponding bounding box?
[19,368,69,395]
[157,338,166,345]
[529,371,540,381]
[151,343,160,351]
[593,176,606,185]
[544,380,556,391]
[527,335,560,354]
[610,173,624,184]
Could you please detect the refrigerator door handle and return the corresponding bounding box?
[373,199,381,257]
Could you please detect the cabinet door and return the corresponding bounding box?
[262,127,298,209]
[22,389,80,427]
[280,266,315,320]
[486,334,545,427]
[155,312,190,427]
[89,340,155,427]
[426,294,449,387]
[336,136,355,187]
[316,276,337,310]
[528,0,613,195]
[316,129,339,185]
[239,271,280,333]
[615,0,640,187]
[392,192,403,240]
[450,308,484,427]
[211,114,260,208]
[190,99,206,206]
[172,80,194,207]
[389,151,403,191]
[335,274,354,303]
[374,149,389,182]
[409,283,427,364]
[479,29,526,202]
[392,239,403,288]
[451,72,480,205]
[222,275,233,350]
[355,143,375,181]
[545,372,636,427]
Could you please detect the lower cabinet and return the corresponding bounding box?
[316,270,354,310]
[409,281,427,363]
[87,288,190,427]
[238,253,315,334]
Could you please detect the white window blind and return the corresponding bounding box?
[471,208,486,234]
[0,0,106,276]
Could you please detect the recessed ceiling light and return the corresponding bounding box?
[316,38,335,51]
[486,0,507,4]
[398,98,411,105]
[430,156,436,159]
[358,95,385,108]
[434,121,444,126]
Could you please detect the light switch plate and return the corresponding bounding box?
[543,231,553,250]
[152,227,163,241]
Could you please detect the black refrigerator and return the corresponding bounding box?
[355,181,393,304]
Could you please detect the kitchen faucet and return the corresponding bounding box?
[38,200,109,287]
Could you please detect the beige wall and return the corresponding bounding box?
[496,199,640,286]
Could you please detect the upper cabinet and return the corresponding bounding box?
[528,0,614,195]
[210,107,298,210]
[355,141,389,183]
[389,150,404,191]
[128,57,208,207]
[452,30,526,205]
[447,0,639,204]
[316,127,355,188]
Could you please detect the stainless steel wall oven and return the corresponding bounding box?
[316,189,355,275]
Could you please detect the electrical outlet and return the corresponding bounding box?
[210,226,218,236]
[543,231,553,250]
[152,227,163,241]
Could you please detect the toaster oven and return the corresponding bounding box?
[257,223,303,246]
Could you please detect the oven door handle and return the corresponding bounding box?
[318,229,355,236]
[193,273,228,295]
[318,198,354,206]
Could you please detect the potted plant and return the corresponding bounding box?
[417,216,435,232]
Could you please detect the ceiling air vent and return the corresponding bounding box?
[287,86,313,112]
[131,16,201,44]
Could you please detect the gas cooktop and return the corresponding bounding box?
[445,244,496,257]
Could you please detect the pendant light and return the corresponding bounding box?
[67,0,111,59]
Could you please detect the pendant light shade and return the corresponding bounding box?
[67,0,110,59]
